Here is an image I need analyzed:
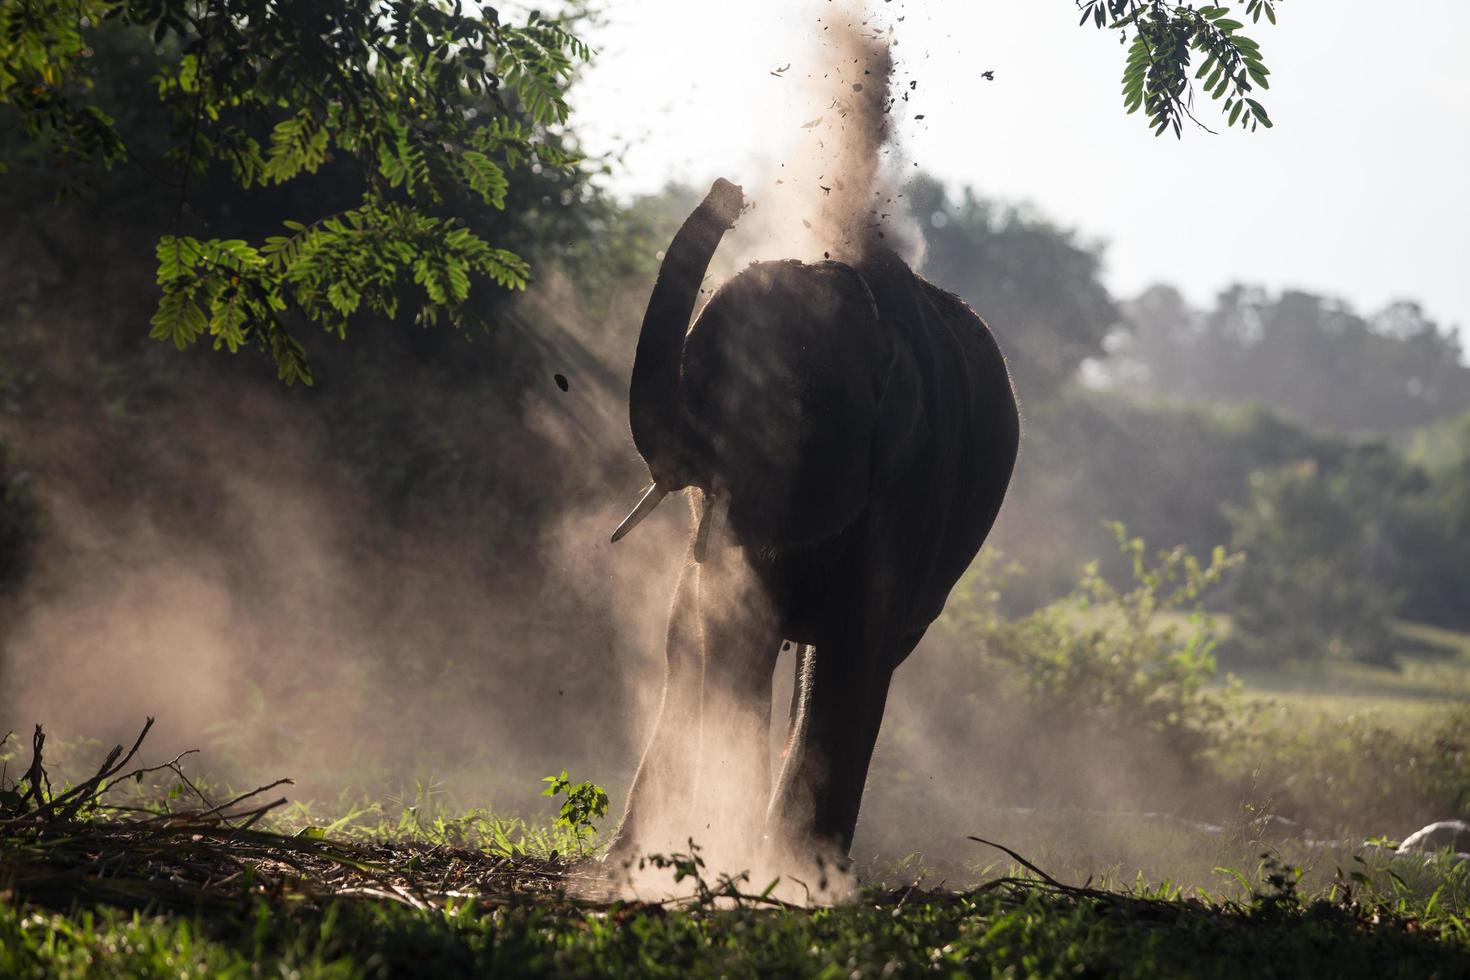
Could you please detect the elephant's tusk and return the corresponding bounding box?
[692,492,730,563]
[611,483,668,543]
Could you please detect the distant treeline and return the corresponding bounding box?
[1114,283,1468,434]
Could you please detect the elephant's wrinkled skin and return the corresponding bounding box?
[610,179,1019,860]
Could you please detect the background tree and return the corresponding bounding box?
[1106,285,1470,433]
[908,175,1117,399]
[1224,459,1401,666]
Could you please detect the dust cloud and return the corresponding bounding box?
[720,0,924,273]
[0,280,659,817]
[0,1,1275,907]
[587,1,929,901]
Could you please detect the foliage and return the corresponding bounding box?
[364,779,598,861]
[929,522,1470,832]
[1419,704,1470,820]
[998,381,1470,633]
[635,840,798,909]
[1225,459,1402,666]
[1408,410,1470,480]
[5,851,1470,978]
[942,523,1242,764]
[540,769,608,856]
[0,0,589,383]
[1076,1,1280,136]
[1109,285,1470,435]
[1215,699,1470,833]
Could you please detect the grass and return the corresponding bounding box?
[1137,612,1470,734]
[1079,608,1470,731]
[1227,620,1470,735]
[7,723,1470,977]
[7,603,1470,977]
[6,852,1470,978]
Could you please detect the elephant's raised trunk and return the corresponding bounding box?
[628,178,744,484]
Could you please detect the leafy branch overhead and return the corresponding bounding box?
[0,0,589,384]
[1076,1,1279,137]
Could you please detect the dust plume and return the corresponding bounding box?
[722,0,923,272]
[0,272,658,819]
[575,4,934,902]
[587,3,1304,899]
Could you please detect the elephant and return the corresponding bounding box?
[607,178,1019,863]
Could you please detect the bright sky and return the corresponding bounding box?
[572,0,1470,334]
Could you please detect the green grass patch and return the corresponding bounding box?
[1225,620,1470,735]
[7,720,1470,978]
[6,857,1470,979]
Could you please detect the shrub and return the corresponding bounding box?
[934,525,1470,834]
[940,523,1243,770]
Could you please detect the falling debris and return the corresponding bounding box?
[553,373,569,392]
[723,0,924,268]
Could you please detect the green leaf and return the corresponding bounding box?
[208,291,250,352]
[156,236,185,282]
[459,150,509,208]
[150,289,208,351]
[262,111,330,184]
[326,280,361,316]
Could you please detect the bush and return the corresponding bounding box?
[931,524,1470,835]
[939,523,1243,773]
[1216,699,1470,834]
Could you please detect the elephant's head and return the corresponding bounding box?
[615,179,925,556]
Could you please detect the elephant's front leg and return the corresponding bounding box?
[767,572,918,861]
[694,546,782,862]
[767,632,895,862]
[607,547,704,860]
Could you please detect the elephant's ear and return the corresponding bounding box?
[871,337,927,490]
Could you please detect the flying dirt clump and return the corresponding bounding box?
[725,1,923,271]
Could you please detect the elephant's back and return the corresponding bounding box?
[859,250,1021,630]
[682,259,892,550]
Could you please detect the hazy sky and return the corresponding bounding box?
[572,0,1470,333]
